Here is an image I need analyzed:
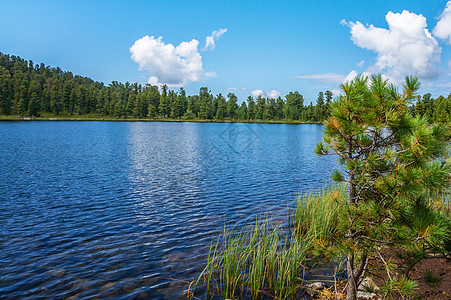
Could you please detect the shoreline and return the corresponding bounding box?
[0,115,323,125]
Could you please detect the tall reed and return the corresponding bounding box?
[189,186,346,299]
[189,220,311,299]
[294,185,346,241]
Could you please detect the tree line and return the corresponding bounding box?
[0,52,449,123]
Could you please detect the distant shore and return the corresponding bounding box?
[0,115,323,125]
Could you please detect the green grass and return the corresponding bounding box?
[293,185,346,242]
[423,269,442,287]
[189,219,311,299]
[189,186,347,299]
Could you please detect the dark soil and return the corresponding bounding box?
[370,255,451,299]
[408,257,451,299]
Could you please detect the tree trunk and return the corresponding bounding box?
[346,253,357,300]
[347,168,358,300]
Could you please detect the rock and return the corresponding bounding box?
[305,282,327,297]
[357,290,380,300]
[358,277,380,292]
[357,277,380,300]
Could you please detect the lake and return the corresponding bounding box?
[0,121,337,299]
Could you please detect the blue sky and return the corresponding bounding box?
[1,0,451,103]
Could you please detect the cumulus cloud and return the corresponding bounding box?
[357,60,365,67]
[250,89,281,98]
[267,90,281,99]
[434,1,451,44]
[204,28,228,50]
[342,10,441,82]
[251,89,265,97]
[130,35,205,87]
[343,70,376,83]
[130,29,226,87]
[343,70,358,83]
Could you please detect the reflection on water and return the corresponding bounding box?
[0,121,337,299]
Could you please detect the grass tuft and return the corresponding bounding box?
[423,269,442,287]
[189,186,347,299]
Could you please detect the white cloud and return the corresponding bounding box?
[204,28,228,51]
[204,71,217,79]
[434,1,451,44]
[343,70,358,83]
[251,89,265,97]
[343,71,392,85]
[267,90,281,99]
[332,89,342,97]
[250,89,282,98]
[357,60,365,67]
[342,10,441,82]
[292,73,346,84]
[130,35,207,87]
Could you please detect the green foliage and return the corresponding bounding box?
[412,92,451,124]
[0,53,365,123]
[316,74,450,300]
[294,186,345,243]
[158,84,169,117]
[189,219,311,300]
[227,93,238,119]
[423,269,442,287]
[380,276,418,299]
[215,93,226,120]
[284,91,303,120]
[147,104,156,118]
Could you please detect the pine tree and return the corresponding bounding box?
[315,74,450,300]
[158,84,169,117]
[0,66,11,114]
[126,92,136,117]
[237,101,248,120]
[275,97,285,119]
[215,93,226,120]
[171,88,186,119]
[256,95,266,119]
[316,91,324,121]
[325,90,333,119]
[247,96,256,120]
[198,87,212,119]
[285,91,303,120]
[28,80,41,116]
[227,93,238,119]
[28,92,40,116]
[264,98,275,120]
[15,77,29,115]
[147,103,156,118]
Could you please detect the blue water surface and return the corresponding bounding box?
[0,121,337,299]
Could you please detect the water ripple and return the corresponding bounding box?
[0,121,337,299]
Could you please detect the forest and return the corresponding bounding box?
[0,52,450,123]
